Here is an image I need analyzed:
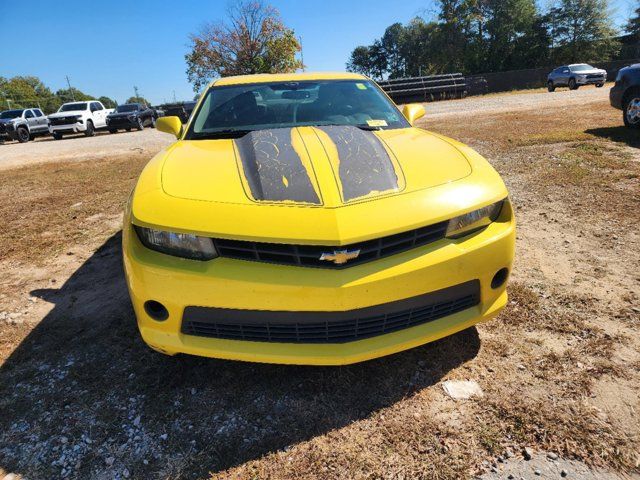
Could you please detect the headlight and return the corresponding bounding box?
[134,226,218,260]
[128,114,137,120]
[446,200,504,238]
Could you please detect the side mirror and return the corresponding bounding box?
[156,116,183,139]
[402,104,426,125]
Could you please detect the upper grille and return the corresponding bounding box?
[214,221,448,269]
[50,117,77,125]
[181,280,480,344]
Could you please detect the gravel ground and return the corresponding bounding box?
[479,451,634,480]
[0,128,173,171]
[424,84,610,119]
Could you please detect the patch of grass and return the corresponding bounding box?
[514,131,592,147]
[0,155,148,264]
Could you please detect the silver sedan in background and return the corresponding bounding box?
[547,64,607,91]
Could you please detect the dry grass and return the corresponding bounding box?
[0,155,148,264]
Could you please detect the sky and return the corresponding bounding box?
[1,0,634,105]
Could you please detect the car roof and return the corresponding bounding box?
[568,63,592,67]
[211,71,367,88]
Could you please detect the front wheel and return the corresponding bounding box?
[84,120,95,137]
[109,129,118,134]
[16,126,30,143]
[547,81,555,92]
[568,78,579,90]
[596,83,604,88]
[52,132,63,140]
[623,92,640,129]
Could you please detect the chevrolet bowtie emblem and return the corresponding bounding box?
[319,249,361,265]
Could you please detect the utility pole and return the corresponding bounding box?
[172,90,177,103]
[65,75,75,101]
[134,85,140,101]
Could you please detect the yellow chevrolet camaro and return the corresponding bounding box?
[122,72,515,365]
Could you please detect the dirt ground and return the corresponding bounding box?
[0,86,639,480]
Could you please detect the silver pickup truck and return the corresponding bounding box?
[0,108,50,143]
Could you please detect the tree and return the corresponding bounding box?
[346,41,389,80]
[549,0,619,63]
[185,0,303,91]
[99,96,117,108]
[626,1,640,38]
[56,87,95,103]
[125,96,150,106]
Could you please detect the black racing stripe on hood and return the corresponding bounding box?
[234,128,321,205]
[318,125,399,202]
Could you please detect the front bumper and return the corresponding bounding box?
[49,122,86,134]
[575,76,606,85]
[106,117,137,128]
[123,203,516,365]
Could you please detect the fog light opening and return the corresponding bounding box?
[144,300,169,321]
[491,268,509,289]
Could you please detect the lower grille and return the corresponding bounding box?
[181,280,480,344]
[586,74,604,79]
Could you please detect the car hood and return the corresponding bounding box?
[0,118,16,124]
[131,126,507,243]
[109,111,138,117]
[48,111,85,118]
[575,69,606,75]
[160,126,472,207]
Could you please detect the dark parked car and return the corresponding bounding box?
[105,103,156,133]
[610,64,640,129]
[0,108,50,143]
[547,64,607,91]
[164,101,196,123]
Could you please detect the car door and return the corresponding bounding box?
[559,67,571,86]
[90,102,106,127]
[33,109,48,132]
[24,110,39,132]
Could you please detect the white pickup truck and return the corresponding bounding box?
[48,100,114,140]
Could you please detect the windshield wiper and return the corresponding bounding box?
[190,129,253,139]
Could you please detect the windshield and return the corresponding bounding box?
[115,104,140,113]
[571,64,593,72]
[59,103,88,112]
[0,110,23,119]
[186,79,409,139]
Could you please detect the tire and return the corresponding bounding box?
[52,132,63,140]
[596,83,604,88]
[547,81,555,92]
[125,127,131,132]
[16,126,30,143]
[623,90,640,129]
[568,78,578,90]
[84,120,95,137]
[109,129,118,134]
[136,118,144,131]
